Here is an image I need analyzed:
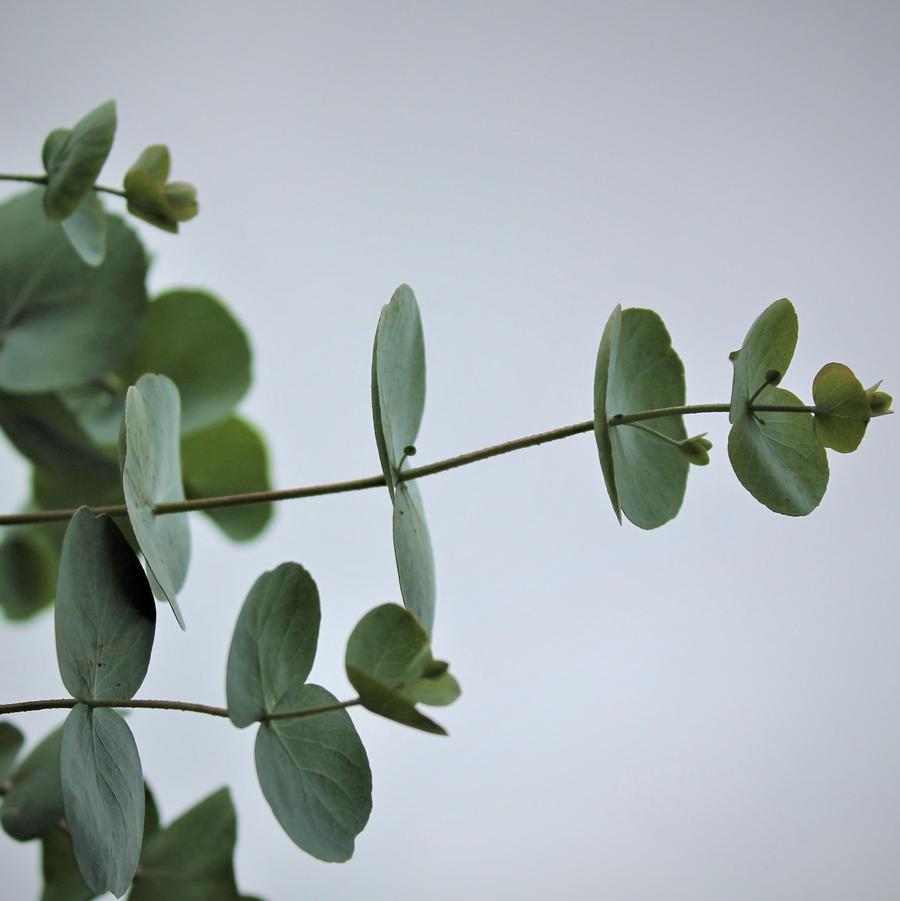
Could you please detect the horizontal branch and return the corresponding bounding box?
[0,402,822,528]
[0,696,360,722]
[0,173,127,199]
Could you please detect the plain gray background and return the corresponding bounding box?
[1,2,898,899]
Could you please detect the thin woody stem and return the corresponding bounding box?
[0,173,127,198]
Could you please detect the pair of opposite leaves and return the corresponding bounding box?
[39,99,196,265]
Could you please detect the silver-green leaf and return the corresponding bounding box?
[392,480,436,634]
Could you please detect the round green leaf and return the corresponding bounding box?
[812,362,870,453]
[55,509,155,702]
[181,415,272,541]
[60,192,107,266]
[0,526,60,620]
[1,723,65,841]
[728,386,829,515]
[255,683,372,862]
[60,705,144,898]
[372,284,426,497]
[41,826,94,901]
[594,306,689,529]
[226,563,320,728]
[124,145,198,233]
[42,100,116,222]
[129,788,243,901]
[393,480,436,634]
[62,290,253,444]
[0,720,24,781]
[0,190,148,393]
[345,603,458,735]
[123,374,191,628]
[729,298,798,424]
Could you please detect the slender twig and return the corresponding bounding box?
[0,173,127,199]
[0,403,824,528]
[0,696,361,723]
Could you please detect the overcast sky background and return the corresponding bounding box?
[1,2,898,899]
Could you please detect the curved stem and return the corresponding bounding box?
[0,173,126,199]
[0,696,361,723]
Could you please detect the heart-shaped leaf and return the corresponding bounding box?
[255,683,372,862]
[124,146,198,233]
[122,374,191,628]
[41,100,116,221]
[60,192,107,266]
[812,362,870,453]
[60,705,144,897]
[727,300,828,515]
[1,723,65,841]
[55,509,155,702]
[226,563,320,728]
[62,290,253,444]
[180,416,272,541]
[0,191,148,393]
[593,306,689,529]
[392,480,436,634]
[372,284,426,498]
[128,788,248,901]
[0,721,24,781]
[345,603,459,735]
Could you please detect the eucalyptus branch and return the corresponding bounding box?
[0,696,360,722]
[0,173,127,199]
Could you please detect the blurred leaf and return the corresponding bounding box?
[60,192,107,266]
[41,100,116,221]
[122,374,190,628]
[0,525,60,620]
[61,705,143,897]
[124,146,198,233]
[594,306,689,529]
[392,480,436,634]
[63,290,253,444]
[728,387,829,515]
[1,723,65,841]
[255,683,371,862]
[0,190,148,392]
[0,720,24,780]
[866,381,893,417]
[372,284,426,498]
[182,416,272,541]
[676,434,713,466]
[345,603,458,734]
[55,509,155,701]
[129,788,245,901]
[226,563,320,728]
[41,826,95,901]
[812,362,870,453]
[728,300,828,515]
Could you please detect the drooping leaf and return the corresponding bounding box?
[392,480,436,634]
[0,720,24,780]
[129,788,245,901]
[594,306,689,529]
[371,284,426,498]
[60,192,107,266]
[1,723,65,841]
[727,300,828,515]
[181,416,272,541]
[60,705,143,897]
[255,684,372,862]
[122,374,190,628]
[0,190,148,393]
[345,603,459,735]
[226,563,320,728]
[124,146,198,233]
[62,290,253,444]
[0,525,60,620]
[41,826,95,901]
[812,362,870,452]
[728,387,829,515]
[55,508,155,701]
[41,100,116,221]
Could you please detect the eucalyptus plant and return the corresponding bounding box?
[0,101,892,899]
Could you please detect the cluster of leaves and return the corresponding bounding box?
[593,299,891,529]
[36,100,196,265]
